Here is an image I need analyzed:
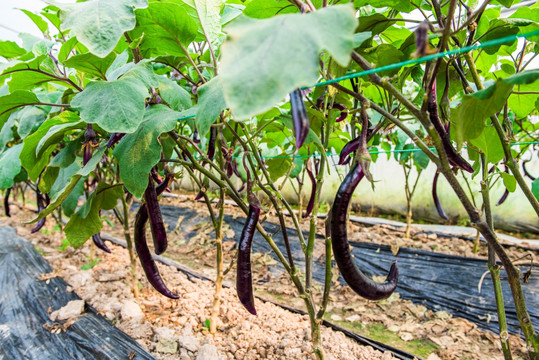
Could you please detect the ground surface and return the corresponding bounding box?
[2,194,534,360]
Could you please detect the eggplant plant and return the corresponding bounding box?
[0,0,538,359]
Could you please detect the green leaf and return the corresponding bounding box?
[180,0,224,44]
[49,162,80,205]
[15,106,47,139]
[113,105,180,198]
[354,0,415,12]
[55,0,148,57]
[353,32,372,48]
[130,1,198,57]
[49,137,83,169]
[28,144,108,224]
[0,144,23,189]
[361,44,404,77]
[501,172,517,193]
[64,182,124,248]
[196,76,226,137]
[0,90,40,123]
[117,60,159,87]
[0,41,27,59]
[219,5,357,119]
[532,178,539,201]
[0,115,16,151]
[266,157,292,181]
[158,77,192,112]
[36,120,85,158]
[20,111,80,181]
[451,69,539,147]
[63,52,117,79]
[71,77,149,133]
[20,9,49,33]
[469,127,504,164]
[243,0,297,19]
[413,150,430,170]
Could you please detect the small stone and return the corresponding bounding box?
[179,335,200,352]
[196,344,221,360]
[179,348,191,360]
[399,332,414,342]
[50,300,85,321]
[345,315,361,323]
[121,300,144,322]
[330,314,342,321]
[426,353,442,360]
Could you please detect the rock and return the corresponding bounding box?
[179,348,192,360]
[426,353,442,360]
[121,300,144,322]
[196,344,222,360]
[345,315,361,323]
[179,335,200,352]
[68,272,92,288]
[330,314,342,321]
[399,332,414,342]
[155,327,178,354]
[50,300,85,321]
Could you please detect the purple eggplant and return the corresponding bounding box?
[303,159,316,218]
[144,175,168,255]
[4,187,11,217]
[428,81,473,173]
[496,189,509,206]
[338,137,360,165]
[107,133,125,149]
[330,163,398,300]
[432,171,449,220]
[31,190,46,233]
[523,161,536,180]
[134,203,179,299]
[236,205,260,315]
[92,233,111,253]
[290,89,309,149]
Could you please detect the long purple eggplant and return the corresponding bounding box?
[236,205,260,315]
[134,203,179,299]
[4,187,11,217]
[338,137,360,165]
[31,190,46,233]
[303,159,316,218]
[144,175,168,255]
[496,189,509,206]
[523,160,536,180]
[330,163,398,300]
[207,127,217,162]
[92,233,111,253]
[428,81,473,173]
[106,133,125,149]
[290,89,309,149]
[432,171,449,220]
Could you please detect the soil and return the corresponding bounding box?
[2,194,534,360]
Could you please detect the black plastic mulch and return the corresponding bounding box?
[0,226,155,360]
[153,203,538,336]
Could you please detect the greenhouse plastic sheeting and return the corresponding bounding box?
[0,226,155,360]
[154,203,539,335]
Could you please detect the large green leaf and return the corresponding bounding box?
[0,144,23,189]
[64,182,124,248]
[36,120,85,158]
[181,0,224,44]
[158,78,192,112]
[113,105,180,198]
[14,106,47,139]
[20,111,80,181]
[63,52,117,79]
[71,77,149,133]
[130,1,198,57]
[532,178,539,201]
[243,0,297,19]
[219,5,357,119]
[55,0,148,57]
[196,76,226,137]
[451,69,539,148]
[0,41,27,59]
[0,90,40,124]
[469,127,504,164]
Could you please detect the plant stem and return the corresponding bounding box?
[480,153,513,359]
[121,195,139,297]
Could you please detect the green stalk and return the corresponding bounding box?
[481,153,513,360]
